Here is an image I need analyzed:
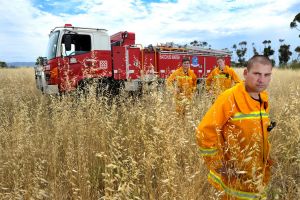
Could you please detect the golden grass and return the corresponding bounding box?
[0,67,299,199]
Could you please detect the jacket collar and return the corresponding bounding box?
[217,65,230,73]
[179,66,191,75]
[233,82,269,113]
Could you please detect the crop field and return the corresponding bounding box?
[0,67,299,199]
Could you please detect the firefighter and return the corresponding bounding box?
[206,57,241,98]
[196,55,274,200]
[167,57,197,115]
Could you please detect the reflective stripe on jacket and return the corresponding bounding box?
[166,67,197,99]
[208,170,267,200]
[196,82,272,199]
[206,65,241,96]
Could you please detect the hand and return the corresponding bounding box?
[215,165,227,175]
[216,166,243,178]
[175,88,182,95]
[206,89,213,95]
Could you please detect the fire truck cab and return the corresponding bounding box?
[36,24,112,94]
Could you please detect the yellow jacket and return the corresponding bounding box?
[206,65,241,96]
[196,82,272,199]
[166,67,197,99]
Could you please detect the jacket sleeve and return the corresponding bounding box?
[196,93,232,171]
[192,71,197,92]
[205,69,214,91]
[166,71,177,88]
[230,69,241,83]
[205,70,213,87]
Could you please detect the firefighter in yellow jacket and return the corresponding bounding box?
[196,55,274,200]
[206,57,241,97]
[167,57,197,115]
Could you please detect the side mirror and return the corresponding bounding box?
[64,35,72,51]
[122,31,128,39]
[61,44,66,57]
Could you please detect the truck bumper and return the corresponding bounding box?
[124,80,141,91]
[43,85,59,94]
[35,67,59,94]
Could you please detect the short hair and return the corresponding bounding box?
[182,57,190,63]
[247,55,273,70]
[216,56,225,61]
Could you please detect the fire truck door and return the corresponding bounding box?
[60,33,93,91]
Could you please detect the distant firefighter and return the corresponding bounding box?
[206,57,241,98]
[167,57,197,115]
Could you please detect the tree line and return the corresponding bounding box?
[191,12,300,68]
[0,61,8,68]
[230,39,296,67]
[169,12,300,68]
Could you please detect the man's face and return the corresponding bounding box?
[182,61,190,71]
[243,63,272,93]
[217,59,225,69]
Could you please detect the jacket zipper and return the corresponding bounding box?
[259,94,265,163]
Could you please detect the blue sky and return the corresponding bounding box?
[0,0,299,63]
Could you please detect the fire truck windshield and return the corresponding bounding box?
[46,31,60,60]
[61,34,92,56]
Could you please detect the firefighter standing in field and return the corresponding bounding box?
[206,57,241,98]
[167,57,197,115]
[196,55,275,200]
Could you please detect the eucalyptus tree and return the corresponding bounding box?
[235,41,247,66]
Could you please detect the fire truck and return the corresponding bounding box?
[35,24,231,94]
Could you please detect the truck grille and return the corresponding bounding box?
[45,73,50,81]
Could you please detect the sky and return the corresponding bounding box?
[0,0,299,63]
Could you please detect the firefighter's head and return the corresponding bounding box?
[182,57,190,72]
[243,55,273,95]
[216,57,225,70]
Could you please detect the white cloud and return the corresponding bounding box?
[0,0,299,62]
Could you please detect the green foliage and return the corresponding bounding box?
[252,47,259,56]
[261,40,275,65]
[252,42,259,56]
[233,41,247,67]
[190,40,209,47]
[35,56,46,65]
[291,11,300,60]
[263,46,275,57]
[262,40,275,58]
[289,60,300,69]
[290,12,300,31]
[0,61,8,68]
[262,40,271,45]
[278,44,292,65]
[295,46,300,60]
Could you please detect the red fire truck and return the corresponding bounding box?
[35,24,231,94]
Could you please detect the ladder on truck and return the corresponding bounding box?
[156,45,231,57]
